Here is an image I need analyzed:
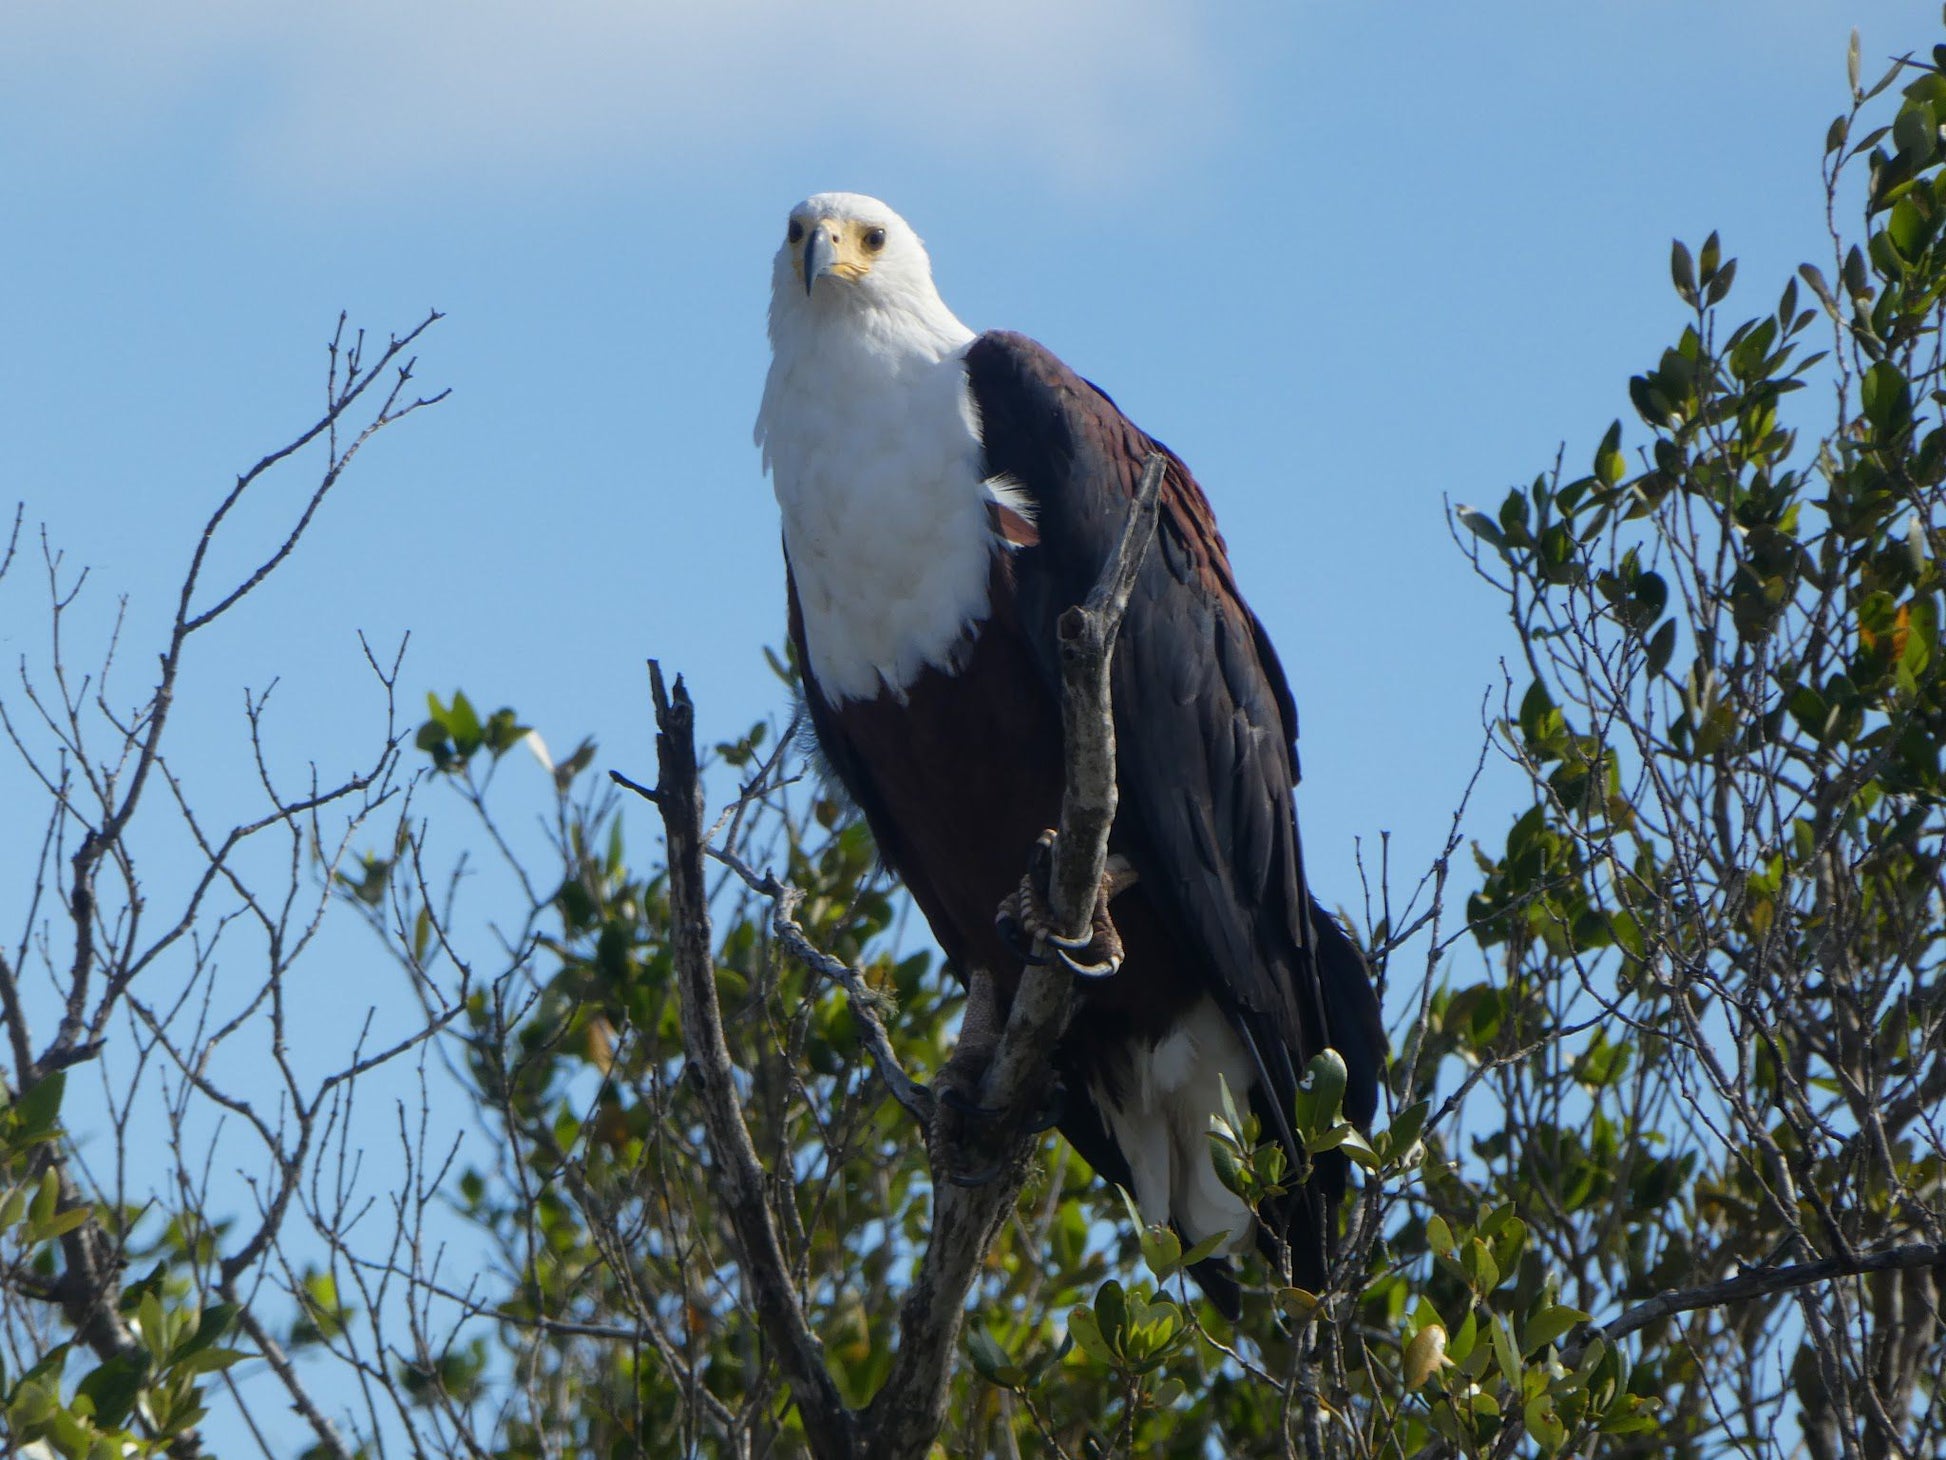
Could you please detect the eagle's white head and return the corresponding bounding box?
[755,192,992,703]
[763,192,972,357]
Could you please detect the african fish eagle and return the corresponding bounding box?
[755,192,1385,1314]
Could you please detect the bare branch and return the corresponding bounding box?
[1600,1243,1946,1346]
[861,452,1165,1460]
[650,660,860,1458]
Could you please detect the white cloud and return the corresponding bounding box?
[3,1,1226,195]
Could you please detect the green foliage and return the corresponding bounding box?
[365,39,1945,1452]
[0,1075,248,1458]
[1450,29,1946,1457]
[12,25,1941,1460]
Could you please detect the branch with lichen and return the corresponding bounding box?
[644,454,1166,1460]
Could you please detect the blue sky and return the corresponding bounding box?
[0,0,1939,1444]
[5,2,1936,912]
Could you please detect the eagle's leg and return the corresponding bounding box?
[995,830,1137,978]
[935,964,1005,1120]
[935,966,1009,1185]
[934,965,1066,1187]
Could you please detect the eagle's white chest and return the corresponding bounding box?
[761,338,995,703]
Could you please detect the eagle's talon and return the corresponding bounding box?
[993,908,1048,966]
[999,832,1129,979]
[1023,1079,1067,1134]
[1054,945,1122,979]
[1027,827,1059,879]
[944,1160,1007,1187]
[937,1084,1003,1121]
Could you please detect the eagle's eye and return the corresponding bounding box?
[787,219,805,244]
[862,227,887,253]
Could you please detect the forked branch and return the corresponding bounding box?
[646,453,1166,1460]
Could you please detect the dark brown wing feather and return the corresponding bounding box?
[964,330,1385,1140]
[785,331,1384,1305]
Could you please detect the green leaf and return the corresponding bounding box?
[1276,1287,1321,1324]
[1382,1099,1430,1162]
[1645,619,1677,676]
[1426,1213,1455,1258]
[1457,506,1508,551]
[1066,1305,1114,1366]
[1095,1279,1127,1346]
[1862,360,1911,433]
[1335,1126,1382,1170]
[15,1072,66,1143]
[1595,419,1626,487]
[1209,1134,1244,1197]
[1698,230,1721,284]
[75,1350,149,1429]
[138,1289,169,1362]
[965,1326,1012,1385]
[482,707,530,757]
[177,1303,240,1358]
[1522,1304,1591,1356]
[1491,1311,1521,1384]
[554,736,598,793]
[1461,1238,1500,1294]
[29,1166,58,1227]
[1139,1223,1183,1279]
[1888,196,1931,261]
[1893,98,1936,162]
[1705,257,1737,304]
[31,1206,91,1241]
[447,691,484,753]
[1215,1072,1245,1143]
[1177,1230,1229,1270]
[1526,1394,1568,1451]
[1449,1308,1478,1362]
[8,1376,57,1428]
[1670,238,1697,302]
[1292,1049,1348,1139]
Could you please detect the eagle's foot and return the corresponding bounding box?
[934,1058,1007,1186]
[994,831,1135,979]
[1022,1077,1066,1134]
[935,1075,1067,1186]
[937,1082,1002,1122]
[933,1000,1007,1185]
[932,1010,1065,1187]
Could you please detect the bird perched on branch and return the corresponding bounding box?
[755,191,1384,1314]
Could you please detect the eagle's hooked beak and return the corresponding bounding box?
[803,223,835,296]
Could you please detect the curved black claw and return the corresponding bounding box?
[1027,828,1058,881]
[994,910,1049,966]
[1022,1080,1067,1134]
[945,1160,1007,1188]
[1051,940,1122,980]
[938,1084,1003,1121]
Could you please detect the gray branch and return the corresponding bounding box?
[867,452,1164,1460]
[646,453,1166,1460]
[1599,1241,1946,1345]
[650,662,860,1458]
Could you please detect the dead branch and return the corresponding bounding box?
[0,314,447,1459]
[651,661,860,1457]
[1599,1241,1946,1346]
[859,452,1166,1460]
[644,452,1165,1460]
